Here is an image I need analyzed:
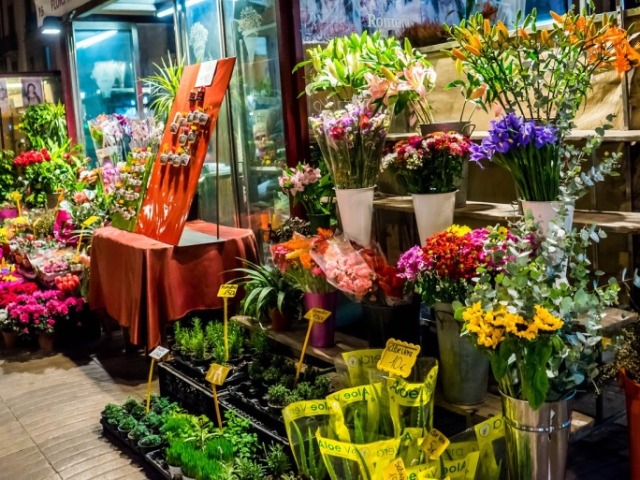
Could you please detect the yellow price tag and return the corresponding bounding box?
[217,284,239,298]
[383,458,407,480]
[82,215,100,227]
[304,308,332,324]
[377,338,421,378]
[206,363,231,386]
[421,428,450,460]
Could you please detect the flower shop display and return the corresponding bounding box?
[398,225,511,404]
[278,162,334,232]
[89,114,127,166]
[298,32,437,247]
[383,131,471,242]
[271,230,337,347]
[455,219,619,479]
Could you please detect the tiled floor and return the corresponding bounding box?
[0,333,633,480]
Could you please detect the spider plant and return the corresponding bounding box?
[143,55,184,123]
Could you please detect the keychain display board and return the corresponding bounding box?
[135,58,236,245]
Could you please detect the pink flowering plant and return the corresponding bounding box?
[278,162,334,215]
[310,233,375,301]
[5,289,85,335]
[382,131,472,194]
[397,224,514,305]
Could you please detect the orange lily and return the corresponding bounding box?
[452,48,467,61]
[464,44,481,56]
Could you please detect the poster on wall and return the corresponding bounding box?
[0,79,9,112]
[21,78,43,107]
[360,0,460,37]
[300,0,360,43]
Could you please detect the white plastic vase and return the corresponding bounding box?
[412,191,456,244]
[520,200,574,237]
[335,187,374,247]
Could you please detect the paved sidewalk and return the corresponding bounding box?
[0,343,158,480]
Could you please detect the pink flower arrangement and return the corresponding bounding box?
[278,163,333,216]
[5,289,85,335]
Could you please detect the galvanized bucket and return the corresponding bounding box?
[502,393,573,480]
[434,302,489,405]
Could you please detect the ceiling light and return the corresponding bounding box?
[156,0,205,17]
[41,16,62,35]
[76,30,118,49]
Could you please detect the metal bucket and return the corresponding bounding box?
[502,393,573,480]
[434,302,489,405]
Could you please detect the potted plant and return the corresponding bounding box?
[138,433,163,455]
[271,230,337,347]
[179,447,201,480]
[165,440,185,479]
[128,423,150,450]
[267,384,296,410]
[382,131,471,243]
[117,416,138,440]
[449,9,635,233]
[264,444,292,478]
[278,162,334,232]
[101,404,125,433]
[0,307,19,348]
[232,259,302,331]
[455,219,619,479]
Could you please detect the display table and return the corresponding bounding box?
[89,221,259,348]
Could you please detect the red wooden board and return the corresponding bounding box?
[134,58,236,245]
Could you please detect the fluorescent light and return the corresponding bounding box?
[76,30,117,49]
[156,0,205,17]
[42,28,61,34]
[41,16,62,35]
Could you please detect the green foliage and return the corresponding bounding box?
[175,318,245,363]
[141,411,163,431]
[268,384,294,406]
[19,102,67,150]
[249,328,270,359]
[101,404,124,424]
[180,446,205,479]
[234,457,265,480]
[196,459,224,480]
[264,443,291,477]
[291,423,327,480]
[232,258,302,323]
[165,440,186,466]
[128,423,150,441]
[223,410,258,459]
[143,56,184,124]
[0,150,15,199]
[117,416,138,432]
[139,434,162,447]
[204,436,234,462]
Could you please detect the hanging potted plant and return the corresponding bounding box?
[271,230,338,348]
[382,131,471,243]
[455,219,619,479]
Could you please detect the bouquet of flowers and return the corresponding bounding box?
[448,10,640,131]
[454,220,619,408]
[397,225,512,305]
[89,114,129,165]
[382,131,472,194]
[295,31,436,121]
[110,148,155,230]
[271,230,335,294]
[360,246,411,306]
[278,162,334,216]
[470,114,559,201]
[310,233,375,301]
[309,100,391,189]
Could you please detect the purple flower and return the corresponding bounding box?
[397,246,427,282]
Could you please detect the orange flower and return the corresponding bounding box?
[518,28,529,40]
[464,44,481,56]
[496,21,508,38]
[300,253,314,270]
[470,84,487,100]
[550,10,564,23]
[483,19,491,36]
[452,48,467,61]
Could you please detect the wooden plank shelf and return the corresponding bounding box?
[373,198,640,234]
[387,129,640,143]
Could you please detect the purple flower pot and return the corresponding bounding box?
[304,291,337,348]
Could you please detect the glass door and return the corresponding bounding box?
[72,22,140,160]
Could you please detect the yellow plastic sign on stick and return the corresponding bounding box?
[383,458,407,480]
[206,363,230,429]
[304,308,332,323]
[82,215,101,227]
[377,339,421,378]
[217,284,238,298]
[421,428,450,460]
[206,363,231,386]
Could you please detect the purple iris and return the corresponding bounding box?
[469,113,558,166]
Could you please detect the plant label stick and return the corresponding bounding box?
[377,338,421,378]
[296,308,331,384]
[145,346,169,412]
[382,458,407,480]
[217,284,238,361]
[206,363,230,429]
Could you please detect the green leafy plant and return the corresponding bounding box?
[249,328,270,359]
[223,410,258,459]
[18,102,67,150]
[161,414,193,442]
[166,440,186,467]
[139,434,162,447]
[290,423,327,480]
[0,150,15,198]
[234,457,265,480]
[197,459,224,480]
[128,423,150,442]
[264,443,292,477]
[101,404,124,425]
[180,446,205,479]
[144,56,185,123]
[455,219,620,409]
[118,416,138,432]
[268,384,295,407]
[231,259,302,323]
[205,437,235,462]
[141,411,163,431]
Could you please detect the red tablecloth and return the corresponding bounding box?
[89,221,258,348]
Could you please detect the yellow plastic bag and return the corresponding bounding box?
[341,349,384,387]
[283,400,332,480]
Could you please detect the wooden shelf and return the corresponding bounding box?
[373,198,640,234]
[387,130,640,143]
[249,165,280,173]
